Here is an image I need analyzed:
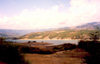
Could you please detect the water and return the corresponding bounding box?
[6,39,79,45]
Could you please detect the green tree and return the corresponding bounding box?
[89,27,100,41]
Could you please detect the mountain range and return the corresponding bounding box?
[75,22,100,30]
[0,22,100,38]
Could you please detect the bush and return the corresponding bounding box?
[78,40,100,64]
[89,27,100,42]
[53,43,76,52]
[0,43,28,64]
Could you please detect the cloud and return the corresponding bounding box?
[0,0,100,30]
[0,5,67,29]
[66,0,100,26]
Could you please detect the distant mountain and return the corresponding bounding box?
[0,28,57,38]
[57,27,70,30]
[0,29,34,37]
[57,22,100,30]
[75,22,100,30]
[20,22,100,40]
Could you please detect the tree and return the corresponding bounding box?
[0,37,5,44]
[89,27,100,42]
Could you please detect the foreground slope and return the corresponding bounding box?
[25,48,88,64]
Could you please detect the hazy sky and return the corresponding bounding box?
[0,0,100,30]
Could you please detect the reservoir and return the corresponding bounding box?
[6,39,79,45]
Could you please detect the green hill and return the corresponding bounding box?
[19,22,100,40]
[20,29,93,40]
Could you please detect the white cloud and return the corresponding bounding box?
[0,0,100,30]
[66,0,100,25]
[0,5,67,29]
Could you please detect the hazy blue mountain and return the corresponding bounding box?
[57,22,100,30]
[57,27,70,30]
[0,28,57,37]
[75,22,100,30]
[0,29,34,37]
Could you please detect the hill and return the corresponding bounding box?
[0,22,100,39]
[20,22,100,40]
[20,30,92,39]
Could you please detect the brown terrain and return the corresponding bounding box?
[1,38,99,64]
[12,41,89,64]
[24,47,89,64]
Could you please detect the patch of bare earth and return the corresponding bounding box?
[24,48,89,64]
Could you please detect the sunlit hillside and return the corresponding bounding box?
[20,22,100,40]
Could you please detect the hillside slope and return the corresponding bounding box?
[20,22,100,40]
[20,30,92,39]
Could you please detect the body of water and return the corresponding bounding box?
[6,39,79,45]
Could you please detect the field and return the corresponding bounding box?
[24,48,89,64]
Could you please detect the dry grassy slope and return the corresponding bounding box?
[24,48,89,64]
[20,22,100,39]
[20,29,92,40]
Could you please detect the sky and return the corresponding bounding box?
[0,0,100,30]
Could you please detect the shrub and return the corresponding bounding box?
[0,43,28,64]
[89,27,100,42]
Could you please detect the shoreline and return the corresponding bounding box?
[19,39,80,40]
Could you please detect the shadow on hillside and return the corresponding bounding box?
[78,40,100,64]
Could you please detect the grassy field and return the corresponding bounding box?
[24,48,89,64]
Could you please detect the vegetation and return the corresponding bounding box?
[20,29,98,40]
[0,38,29,64]
[89,27,100,41]
[19,43,76,54]
[0,22,100,64]
[78,41,100,64]
[1,26,100,64]
[0,37,78,64]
